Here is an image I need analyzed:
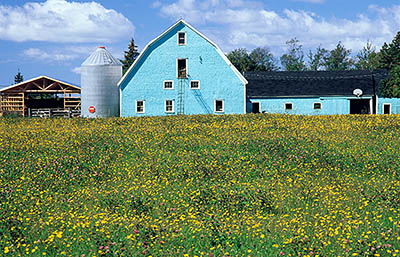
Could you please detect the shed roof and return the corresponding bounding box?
[0,75,80,94]
[245,70,388,98]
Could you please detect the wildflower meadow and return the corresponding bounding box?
[0,114,399,256]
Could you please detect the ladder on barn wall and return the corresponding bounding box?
[177,78,186,114]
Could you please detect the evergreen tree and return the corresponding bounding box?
[14,70,23,84]
[307,46,329,71]
[249,47,279,71]
[323,42,354,70]
[280,38,306,71]
[227,48,256,73]
[377,32,400,97]
[121,38,140,74]
[354,41,379,70]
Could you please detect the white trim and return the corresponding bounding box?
[214,99,224,113]
[163,80,174,90]
[190,80,200,89]
[177,31,186,45]
[117,19,248,87]
[0,75,80,93]
[119,86,122,117]
[136,100,145,114]
[369,99,373,114]
[165,99,175,113]
[383,103,391,114]
[313,102,322,110]
[244,83,247,114]
[285,102,293,111]
[252,101,260,113]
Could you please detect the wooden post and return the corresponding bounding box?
[22,94,24,116]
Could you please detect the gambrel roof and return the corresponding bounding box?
[245,70,388,98]
[0,75,80,94]
[118,19,247,87]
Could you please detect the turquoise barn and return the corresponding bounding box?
[118,20,399,117]
[118,20,247,117]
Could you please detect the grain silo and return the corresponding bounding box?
[81,47,122,118]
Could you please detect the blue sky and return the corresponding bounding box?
[0,0,399,86]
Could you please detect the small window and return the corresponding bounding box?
[285,103,293,110]
[163,81,174,89]
[136,100,145,113]
[190,80,200,89]
[165,100,174,113]
[383,104,391,114]
[178,32,186,45]
[314,102,322,110]
[215,100,224,113]
[177,59,187,78]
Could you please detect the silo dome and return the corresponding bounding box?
[81,46,122,118]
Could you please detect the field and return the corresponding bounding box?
[0,114,399,256]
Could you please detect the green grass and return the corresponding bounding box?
[0,114,399,256]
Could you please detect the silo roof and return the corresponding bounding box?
[82,47,122,66]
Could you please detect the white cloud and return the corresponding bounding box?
[23,48,77,61]
[157,0,400,53]
[71,67,82,74]
[0,0,134,43]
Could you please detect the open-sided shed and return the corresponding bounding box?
[0,76,81,117]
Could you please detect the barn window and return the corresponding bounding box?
[383,103,391,114]
[190,80,200,89]
[136,100,145,113]
[285,103,293,110]
[178,32,186,45]
[163,80,174,89]
[177,59,187,78]
[314,102,322,110]
[165,100,174,113]
[215,99,224,113]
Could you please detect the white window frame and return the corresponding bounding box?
[177,32,186,45]
[313,102,322,110]
[177,58,188,78]
[163,80,174,90]
[214,99,224,113]
[190,80,200,89]
[383,103,391,114]
[136,100,145,114]
[165,100,175,113]
[285,102,293,111]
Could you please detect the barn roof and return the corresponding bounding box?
[0,75,80,94]
[117,19,247,87]
[245,70,388,98]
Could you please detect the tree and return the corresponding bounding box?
[377,32,400,97]
[227,48,256,73]
[323,42,354,70]
[14,70,23,84]
[249,47,279,71]
[121,38,140,74]
[280,38,306,71]
[354,41,379,70]
[307,46,329,71]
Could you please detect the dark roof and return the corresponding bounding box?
[245,70,388,98]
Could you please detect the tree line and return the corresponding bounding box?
[227,32,400,97]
